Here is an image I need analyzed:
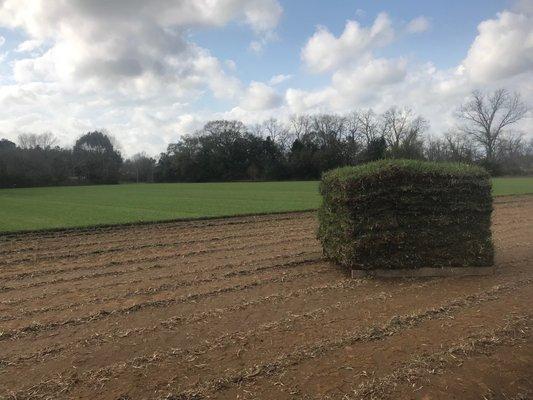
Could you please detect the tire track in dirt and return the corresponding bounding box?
[5,261,529,375]
[234,281,533,400]
[2,274,446,371]
[0,235,317,299]
[0,242,321,321]
[0,211,524,310]
[9,251,529,330]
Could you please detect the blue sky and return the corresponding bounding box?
[0,0,531,155]
[197,0,508,75]
[191,0,515,111]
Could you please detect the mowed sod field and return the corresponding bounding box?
[0,177,532,233]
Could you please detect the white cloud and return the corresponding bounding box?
[0,2,531,156]
[243,0,282,54]
[0,0,282,91]
[285,87,338,114]
[248,31,279,54]
[0,0,283,154]
[240,81,282,111]
[283,6,533,138]
[192,49,243,100]
[15,39,42,52]
[331,57,407,98]
[0,35,5,47]
[301,13,394,73]
[461,10,533,83]
[295,13,410,113]
[283,64,463,133]
[406,16,431,33]
[269,74,292,85]
[242,0,283,33]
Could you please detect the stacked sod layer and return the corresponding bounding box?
[318,160,494,270]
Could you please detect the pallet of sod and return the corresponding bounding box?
[318,160,494,278]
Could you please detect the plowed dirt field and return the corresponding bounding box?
[1,196,532,400]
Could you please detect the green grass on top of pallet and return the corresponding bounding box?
[322,159,489,185]
[0,177,532,233]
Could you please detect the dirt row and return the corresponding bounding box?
[1,195,532,399]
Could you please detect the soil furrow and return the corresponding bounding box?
[0,248,320,307]
[0,234,316,292]
[7,278,530,400]
[0,215,315,258]
[155,277,533,399]
[0,277,364,369]
[0,263,334,341]
[346,314,531,400]
[0,212,313,244]
[0,222,313,268]
[0,226,314,279]
[1,255,323,322]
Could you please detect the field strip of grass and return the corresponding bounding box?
[0,178,532,233]
[491,177,533,196]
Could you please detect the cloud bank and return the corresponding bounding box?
[0,1,531,155]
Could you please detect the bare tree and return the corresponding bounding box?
[344,111,364,164]
[311,114,346,145]
[356,109,380,145]
[261,118,291,150]
[248,123,264,138]
[200,120,247,137]
[444,130,479,162]
[18,132,58,149]
[345,111,361,143]
[381,106,428,151]
[288,114,312,142]
[456,89,528,160]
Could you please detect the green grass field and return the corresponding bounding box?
[1,177,532,233]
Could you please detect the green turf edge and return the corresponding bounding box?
[322,159,489,185]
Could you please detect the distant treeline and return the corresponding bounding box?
[1,89,531,188]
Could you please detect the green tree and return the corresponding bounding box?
[73,131,122,184]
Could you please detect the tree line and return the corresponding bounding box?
[0,89,530,188]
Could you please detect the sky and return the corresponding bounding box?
[0,0,532,156]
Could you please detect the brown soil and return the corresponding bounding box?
[1,195,532,400]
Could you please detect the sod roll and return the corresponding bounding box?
[318,160,494,270]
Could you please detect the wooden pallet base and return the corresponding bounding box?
[351,266,495,279]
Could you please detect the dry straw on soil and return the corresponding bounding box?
[318,159,494,270]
